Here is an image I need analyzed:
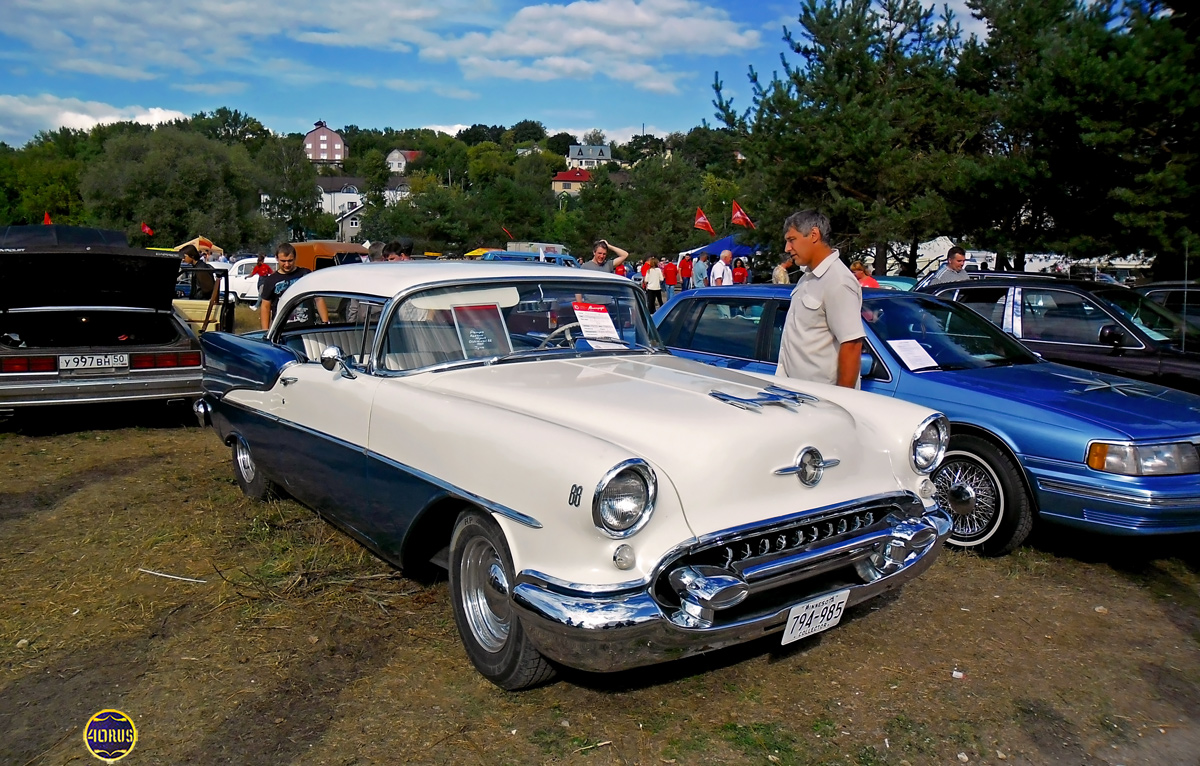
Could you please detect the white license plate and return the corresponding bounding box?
[781,589,850,645]
[59,354,129,371]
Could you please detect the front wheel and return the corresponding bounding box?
[933,434,1033,556]
[449,511,555,690]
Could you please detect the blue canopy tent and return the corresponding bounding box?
[678,233,762,259]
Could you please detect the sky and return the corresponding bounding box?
[0,0,987,147]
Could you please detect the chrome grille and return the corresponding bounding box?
[713,508,882,569]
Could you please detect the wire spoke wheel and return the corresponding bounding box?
[934,453,1003,543]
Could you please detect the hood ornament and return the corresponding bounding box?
[774,447,840,487]
[709,384,818,412]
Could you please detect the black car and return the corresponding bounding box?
[1135,281,1200,329]
[923,277,1200,395]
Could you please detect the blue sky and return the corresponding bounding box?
[0,0,985,147]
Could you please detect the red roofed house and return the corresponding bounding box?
[553,168,591,197]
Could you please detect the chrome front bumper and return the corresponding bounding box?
[511,499,951,673]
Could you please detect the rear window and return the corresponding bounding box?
[1,310,182,349]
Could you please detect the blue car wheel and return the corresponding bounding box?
[933,435,1033,556]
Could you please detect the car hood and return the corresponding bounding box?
[0,245,181,311]
[933,362,1200,440]
[416,353,921,538]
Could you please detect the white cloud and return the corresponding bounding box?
[0,93,186,144]
[422,124,470,137]
[427,0,761,93]
[4,0,758,96]
[172,81,249,95]
[3,0,474,80]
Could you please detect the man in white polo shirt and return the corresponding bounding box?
[710,250,734,286]
[776,210,864,388]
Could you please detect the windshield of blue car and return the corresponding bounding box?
[1092,288,1200,348]
[379,279,662,371]
[864,295,1040,371]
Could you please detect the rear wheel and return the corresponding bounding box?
[231,437,278,501]
[934,434,1033,556]
[449,511,555,690]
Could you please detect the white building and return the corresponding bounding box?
[566,144,621,169]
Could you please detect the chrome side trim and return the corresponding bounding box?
[1037,477,1200,508]
[516,569,650,595]
[215,398,543,530]
[4,305,164,314]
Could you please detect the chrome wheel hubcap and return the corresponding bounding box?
[460,537,511,653]
[934,453,1002,543]
[235,440,256,483]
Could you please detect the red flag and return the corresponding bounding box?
[141,222,154,236]
[502,226,514,240]
[43,211,52,225]
[730,200,756,229]
[694,207,715,236]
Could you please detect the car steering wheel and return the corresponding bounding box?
[536,322,582,349]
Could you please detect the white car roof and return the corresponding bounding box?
[285,260,630,300]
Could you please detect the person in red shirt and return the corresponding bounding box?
[640,260,651,283]
[662,258,679,301]
[850,260,880,288]
[679,255,694,290]
[732,258,748,284]
[250,253,274,309]
[615,262,626,277]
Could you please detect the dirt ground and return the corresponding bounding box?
[1,405,1198,766]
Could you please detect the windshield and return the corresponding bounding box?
[1093,288,1200,348]
[864,294,1040,371]
[380,279,662,371]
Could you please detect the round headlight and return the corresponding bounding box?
[911,415,949,474]
[593,460,657,538]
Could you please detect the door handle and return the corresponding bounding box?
[280,376,298,386]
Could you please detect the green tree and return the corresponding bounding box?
[545,132,578,156]
[257,136,321,241]
[79,127,266,249]
[716,0,971,275]
[360,148,391,207]
[510,119,547,143]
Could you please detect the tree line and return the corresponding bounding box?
[0,0,1195,277]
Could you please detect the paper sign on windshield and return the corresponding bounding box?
[453,304,512,359]
[572,302,620,341]
[886,339,938,371]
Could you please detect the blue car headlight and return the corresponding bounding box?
[1087,441,1200,476]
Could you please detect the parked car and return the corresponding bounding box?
[0,226,205,411]
[195,262,952,689]
[1135,281,1200,329]
[654,286,1200,555]
[913,269,1056,291]
[922,277,1200,395]
[227,257,278,303]
[875,275,916,291]
[480,250,580,268]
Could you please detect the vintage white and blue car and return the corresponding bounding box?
[195,262,952,689]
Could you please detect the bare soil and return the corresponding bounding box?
[1,406,1198,765]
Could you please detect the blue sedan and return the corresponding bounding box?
[655,286,1200,555]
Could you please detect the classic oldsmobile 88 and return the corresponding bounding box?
[196,262,952,689]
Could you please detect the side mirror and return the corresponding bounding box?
[1098,324,1125,348]
[860,352,876,379]
[320,345,357,378]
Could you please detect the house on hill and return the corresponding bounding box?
[553,168,591,197]
[304,121,346,165]
[386,149,423,173]
[566,144,625,169]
